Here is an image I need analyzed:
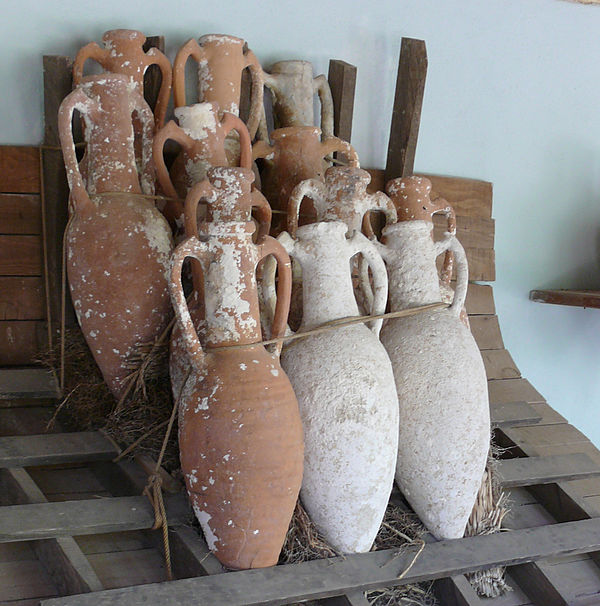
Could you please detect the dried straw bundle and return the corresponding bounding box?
[40,325,180,471]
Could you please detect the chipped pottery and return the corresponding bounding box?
[170,217,303,570]
[376,177,490,540]
[169,166,271,402]
[277,221,398,553]
[173,34,264,140]
[58,74,173,400]
[253,126,359,233]
[73,29,172,130]
[258,60,334,138]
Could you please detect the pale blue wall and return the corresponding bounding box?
[3,0,600,442]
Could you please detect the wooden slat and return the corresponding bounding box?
[497,454,600,488]
[0,321,45,366]
[0,235,42,275]
[328,60,357,143]
[529,403,568,426]
[470,315,504,350]
[419,174,493,219]
[0,560,57,602]
[500,424,589,451]
[0,277,45,320]
[433,215,495,250]
[488,379,546,405]
[40,517,600,606]
[0,494,189,543]
[0,432,117,468]
[0,147,40,194]
[530,289,600,309]
[384,38,427,181]
[0,194,41,234]
[482,349,520,380]
[437,247,495,282]
[465,283,495,316]
[0,368,59,399]
[491,401,542,428]
[87,548,166,589]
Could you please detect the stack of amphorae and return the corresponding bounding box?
[58,29,490,570]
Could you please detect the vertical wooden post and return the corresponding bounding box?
[327,59,357,143]
[384,38,427,182]
[42,56,77,331]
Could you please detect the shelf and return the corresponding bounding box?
[529,289,600,309]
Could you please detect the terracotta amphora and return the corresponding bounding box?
[169,219,303,570]
[253,126,359,233]
[257,60,334,139]
[384,176,469,327]
[153,102,253,226]
[275,221,398,554]
[73,29,172,130]
[169,167,272,402]
[173,34,264,140]
[375,177,490,540]
[58,74,173,400]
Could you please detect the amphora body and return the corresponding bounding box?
[58,74,173,399]
[170,219,303,570]
[258,60,334,138]
[73,29,172,129]
[377,178,490,539]
[278,222,398,553]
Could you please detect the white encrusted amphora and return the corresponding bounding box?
[376,217,490,540]
[277,221,399,553]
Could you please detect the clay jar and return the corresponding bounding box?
[276,222,399,553]
[170,219,303,570]
[173,34,264,140]
[253,126,359,233]
[384,176,468,326]
[169,167,272,402]
[153,102,253,225]
[73,29,172,130]
[259,60,334,137]
[376,177,490,540]
[58,74,173,400]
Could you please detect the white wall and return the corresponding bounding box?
[3,0,600,442]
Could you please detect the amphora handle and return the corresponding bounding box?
[431,199,457,286]
[72,43,108,86]
[170,237,210,367]
[144,48,172,129]
[313,75,334,138]
[242,49,265,139]
[434,232,468,318]
[347,232,388,337]
[320,137,360,167]
[172,38,203,108]
[58,87,100,214]
[287,178,327,237]
[362,191,399,240]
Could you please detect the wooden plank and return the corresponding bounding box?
[482,349,520,380]
[530,289,600,309]
[0,368,59,399]
[0,560,57,602]
[488,379,545,405]
[384,38,427,181]
[0,147,40,194]
[501,424,590,451]
[0,235,42,275]
[0,194,41,235]
[433,215,495,250]
[328,60,357,143]
[87,548,166,589]
[419,174,493,219]
[0,494,189,543]
[0,321,44,366]
[40,517,600,606]
[0,406,56,437]
[437,247,495,282]
[0,277,45,320]
[2,467,104,595]
[43,56,76,329]
[498,454,600,488]
[529,403,568,426]
[491,401,541,428]
[0,432,117,468]
[470,315,504,350]
[465,283,495,316]
[168,525,224,579]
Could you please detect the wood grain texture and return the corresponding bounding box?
[482,349,520,380]
[530,289,600,309]
[465,283,496,315]
[0,147,40,194]
[490,401,541,428]
[433,215,495,250]
[488,378,546,405]
[0,277,45,320]
[0,368,58,399]
[40,517,600,606]
[0,235,42,276]
[328,60,357,143]
[0,321,45,365]
[0,194,41,234]
[470,315,504,350]
[385,38,427,181]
